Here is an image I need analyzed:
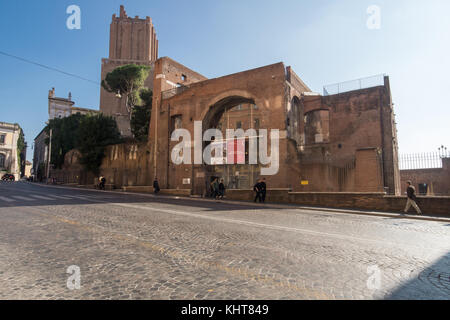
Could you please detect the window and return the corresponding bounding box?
[171,115,183,131]
[181,74,187,81]
[254,118,260,129]
[418,183,428,195]
[0,153,5,168]
[0,135,5,144]
[236,121,242,129]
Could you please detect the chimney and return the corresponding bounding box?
[49,87,55,98]
[68,92,72,101]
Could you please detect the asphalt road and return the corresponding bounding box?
[0,181,449,300]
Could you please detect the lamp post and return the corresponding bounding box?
[438,145,448,158]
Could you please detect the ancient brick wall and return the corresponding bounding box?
[400,158,450,195]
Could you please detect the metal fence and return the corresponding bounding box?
[399,150,450,170]
[323,74,386,96]
[161,85,190,100]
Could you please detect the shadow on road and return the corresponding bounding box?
[386,251,450,300]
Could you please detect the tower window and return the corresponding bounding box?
[181,74,187,81]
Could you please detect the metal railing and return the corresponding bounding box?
[161,85,190,100]
[323,74,386,96]
[399,150,450,170]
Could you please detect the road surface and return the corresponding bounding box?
[0,181,449,300]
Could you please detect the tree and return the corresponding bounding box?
[131,88,152,142]
[45,114,84,169]
[76,114,121,174]
[101,64,151,124]
[16,128,25,175]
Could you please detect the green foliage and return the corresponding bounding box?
[37,162,46,182]
[16,128,25,168]
[45,114,84,169]
[131,88,152,142]
[45,114,121,174]
[101,64,151,123]
[76,114,121,174]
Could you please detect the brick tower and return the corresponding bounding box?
[100,5,158,137]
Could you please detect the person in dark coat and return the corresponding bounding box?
[260,178,267,203]
[218,179,226,200]
[211,178,220,199]
[153,178,160,194]
[404,180,422,214]
[254,179,262,203]
[99,176,106,190]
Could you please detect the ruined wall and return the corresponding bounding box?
[287,82,400,194]
[50,142,151,188]
[149,62,288,195]
[400,158,450,196]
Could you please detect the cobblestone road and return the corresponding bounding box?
[0,182,449,300]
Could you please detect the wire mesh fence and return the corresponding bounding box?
[323,74,386,96]
[399,150,450,170]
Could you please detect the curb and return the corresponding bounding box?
[27,182,450,223]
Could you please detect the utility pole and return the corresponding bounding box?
[46,128,52,183]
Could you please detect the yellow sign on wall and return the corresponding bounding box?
[301,180,309,185]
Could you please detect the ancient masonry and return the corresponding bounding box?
[82,5,402,195]
[100,5,158,137]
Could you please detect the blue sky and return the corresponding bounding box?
[1,0,449,161]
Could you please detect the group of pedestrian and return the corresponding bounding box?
[100,175,424,216]
[253,178,267,203]
[210,178,226,200]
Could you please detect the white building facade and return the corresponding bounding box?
[0,122,23,180]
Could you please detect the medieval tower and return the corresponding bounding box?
[100,5,158,136]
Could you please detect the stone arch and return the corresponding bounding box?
[195,92,263,195]
[200,89,258,126]
[202,96,256,130]
[286,96,303,146]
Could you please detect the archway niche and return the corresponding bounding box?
[199,95,263,195]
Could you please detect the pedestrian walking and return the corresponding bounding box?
[218,179,226,200]
[260,178,267,203]
[153,178,160,194]
[211,178,220,199]
[98,176,106,190]
[404,180,422,215]
[254,179,262,203]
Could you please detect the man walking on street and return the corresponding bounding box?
[153,178,160,194]
[218,179,226,200]
[260,178,267,203]
[254,179,262,203]
[404,180,422,215]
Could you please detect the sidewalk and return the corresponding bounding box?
[30,182,450,223]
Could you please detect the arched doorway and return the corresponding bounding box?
[286,96,304,148]
[197,96,263,196]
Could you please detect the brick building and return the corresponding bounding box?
[150,62,401,195]
[56,5,402,195]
